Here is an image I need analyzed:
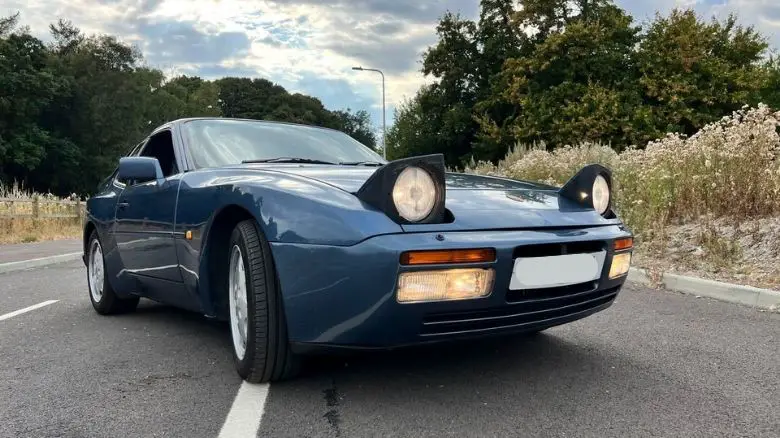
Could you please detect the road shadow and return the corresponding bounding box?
[100,298,234,358]
[296,331,615,382]
[117,297,224,322]
[260,329,738,437]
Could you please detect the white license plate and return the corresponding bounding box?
[509,252,605,290]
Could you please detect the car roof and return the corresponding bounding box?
[157,117,346,135]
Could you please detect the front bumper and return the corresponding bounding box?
[270,225,632,351]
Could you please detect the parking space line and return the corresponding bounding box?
[0,300,59,321]
[218,382,270,438]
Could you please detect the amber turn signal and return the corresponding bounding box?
[613,237,633,251]
[400,248,496,266]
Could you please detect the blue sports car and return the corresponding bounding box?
[83,118,633,382]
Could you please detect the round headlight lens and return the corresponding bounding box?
[592,174,610,215]
[392,166,437,222]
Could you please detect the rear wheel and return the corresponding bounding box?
[86,231,139,314]
[227,220,300,383]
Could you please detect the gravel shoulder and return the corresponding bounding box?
[633,217,780,291]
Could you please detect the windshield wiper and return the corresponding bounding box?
[338,161,385,167]
[242,157,337,165]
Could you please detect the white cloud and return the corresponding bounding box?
[708,1,780,53]
[3,0,780,131]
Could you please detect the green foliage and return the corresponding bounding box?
[0,20,66,180]
[480,1,643,158]
[387,1,521,167]
[0,14,376,196]
[392,0,780,166]
[636,10,770,138]
[331,109,377,150]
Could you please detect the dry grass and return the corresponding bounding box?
[0,218,82,244]
[632,217,780,290]
[466,104,780,289]
[0,182,83,244]
[466,104,780,239]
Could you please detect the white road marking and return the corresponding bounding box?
[0,252,82,274]
[218,382,270,438]
[0,300,59,321]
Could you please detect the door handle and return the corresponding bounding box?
[118,201,130,210]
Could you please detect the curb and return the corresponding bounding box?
[628,267,780,310]
[0,252,83,275]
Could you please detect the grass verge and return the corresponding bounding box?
[0,182,83,244]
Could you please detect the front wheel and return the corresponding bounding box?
[86,231,139,314]
[227,220,300,383]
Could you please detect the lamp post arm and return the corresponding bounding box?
[352,67,387,159]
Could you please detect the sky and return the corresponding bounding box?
[3,0,780,138]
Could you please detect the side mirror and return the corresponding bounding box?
[118,157,163,184]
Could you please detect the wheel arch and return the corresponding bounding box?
[199,204,268,319]
[83,220,97,264]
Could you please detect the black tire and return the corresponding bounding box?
[227,219,300,383]
[86,230,139,315]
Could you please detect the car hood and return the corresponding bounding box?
[242,164,553,192]
[241,164,619,230]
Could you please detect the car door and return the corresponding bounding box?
[114,129,183,284]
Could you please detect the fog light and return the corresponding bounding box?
[609,252,632,279]
[397,268,495,303]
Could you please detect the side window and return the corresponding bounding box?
[139,130,179,178]
[113,141,146,186]
[128,141,145,157]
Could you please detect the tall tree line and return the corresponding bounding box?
[388,0,780,166]
[0,14,377,196]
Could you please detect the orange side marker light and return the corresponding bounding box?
[614,237,633,251]
[400,248,496,265]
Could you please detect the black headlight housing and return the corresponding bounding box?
[355,154,447,224]
[558,164,614,218]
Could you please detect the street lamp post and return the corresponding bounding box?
[352,66,386,159]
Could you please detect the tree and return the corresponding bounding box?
[636,9,770,137]
[477,0,644,157]
[387,86,444,160]
[0,16,65,185]
[0,14,382,195]
[391,0,522,166]
[0,12,20,36]
[391,1,780,166]
[758,56,780,110]
[331,109,377,149]
[49,19,84,55]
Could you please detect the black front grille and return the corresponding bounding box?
[506,280,597,303]
[420,284,620,337]
[513,240,607,258]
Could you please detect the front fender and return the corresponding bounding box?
[175,168,403,247]
[173,168,403,317]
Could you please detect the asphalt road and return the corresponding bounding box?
[0,261,778,438]
[0,239,81,264]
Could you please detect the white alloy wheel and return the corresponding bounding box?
[228,244,249,361]
[88,239,105,303]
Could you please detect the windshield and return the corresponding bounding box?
[182,119,385,168]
